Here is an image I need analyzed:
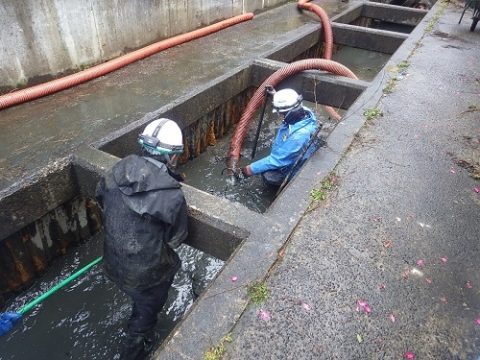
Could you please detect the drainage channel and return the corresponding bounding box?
[0,2,429,359]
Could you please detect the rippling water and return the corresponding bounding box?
[0,233,223,359]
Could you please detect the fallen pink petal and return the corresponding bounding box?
[466,281,473,289]
[425,278,432,283]
[441,257,448,262]
[476,318,480,325]
[259,310,271,321]
[450,168,456,174]
[380,284,386,290]
[357,300,371,313]
[440,297,448,303]
[389,314,396,322]
[405,351,415,359]
[301,302,312,311]
[417,259,424,267]
[230,276,238,282]
[474,188,480,193]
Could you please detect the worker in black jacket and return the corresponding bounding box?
[95,118,188,360]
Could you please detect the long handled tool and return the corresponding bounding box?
[251,86,274,159]
[0,256,102,336]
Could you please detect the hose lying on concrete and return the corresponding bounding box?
[0,13,254,111]
[226,58,358,175]
[298,0,341,120]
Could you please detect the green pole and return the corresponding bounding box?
[17,256,103,315]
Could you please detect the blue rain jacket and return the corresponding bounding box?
[250,108,318,178]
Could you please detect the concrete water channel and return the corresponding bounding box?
[0,1,430,358]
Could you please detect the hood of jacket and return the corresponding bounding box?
[113,154,180,196]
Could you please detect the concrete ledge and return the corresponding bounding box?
[0,157,77,240]
[331,23,409,54]
[361,2,428,25]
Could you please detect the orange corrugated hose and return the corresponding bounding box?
[226,58,358,173]
[0,13,254,111]
[226,1,358,174]
[298,0,340,120]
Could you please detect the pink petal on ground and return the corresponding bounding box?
[425,278,432,283]
[389,314,396,322]
[405,351,415,359]
[417,259,424,267]
[440,297,448,303]
[357,300,371,313]
[301,302,312,311]
[230,276,238,282]
[259,310,271,321]
[476,318,480,325]
[450,168,456,174]
[466,281,473,289]
[380,284,386,290]
[474,188,480,193]
[441,257,448,262]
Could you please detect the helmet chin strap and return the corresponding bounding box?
[166,154,179,169]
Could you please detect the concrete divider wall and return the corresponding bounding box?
[0,0,286,93]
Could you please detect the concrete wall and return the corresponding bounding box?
[0,0,287,93]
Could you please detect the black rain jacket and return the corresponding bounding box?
[95,154,188,291]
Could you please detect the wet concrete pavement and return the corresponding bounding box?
[223,2,480,359]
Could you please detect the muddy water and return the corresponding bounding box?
[0,233,223,360]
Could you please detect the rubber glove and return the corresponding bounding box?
[0,313,22,336]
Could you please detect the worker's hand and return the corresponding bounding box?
[264,85,276,97]
[242,165,254,177]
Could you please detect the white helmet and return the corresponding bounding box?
[138,118,184,155]
[272,89,303,113]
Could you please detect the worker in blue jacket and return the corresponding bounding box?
[242,88,319,186]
